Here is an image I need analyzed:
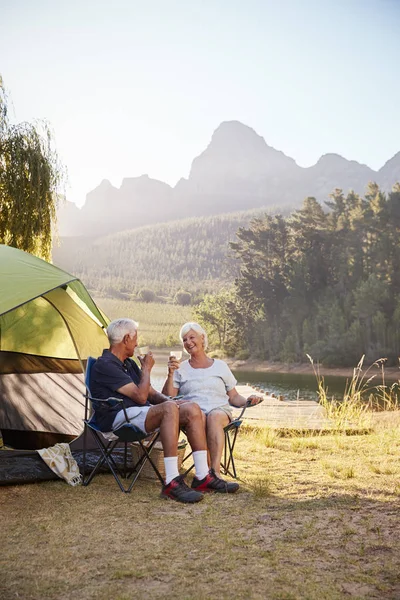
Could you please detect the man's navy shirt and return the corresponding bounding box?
[90,349,150,431]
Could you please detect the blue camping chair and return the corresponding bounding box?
[182,400,253,479]
[82,357,164,493]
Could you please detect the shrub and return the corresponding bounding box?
[166,333,180,347]
[175,291,192,306]
[235,349,250,360]
[139,288,156,303]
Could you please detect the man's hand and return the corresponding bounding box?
[175,398,190,406]
[247,394,263,406]
[138,352,155,371]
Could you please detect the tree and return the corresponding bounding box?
[0,76,64,260]
[194,289,239,350]
[175,290,192,306]
[139,288,156,303]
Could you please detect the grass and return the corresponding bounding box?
[94,298,192,347]
[307,355,400,432]
[2,418,400,600]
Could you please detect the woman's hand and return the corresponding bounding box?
[246,394,263,407]
[167,357,180,376]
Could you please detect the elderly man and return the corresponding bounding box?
[90,318,211,503]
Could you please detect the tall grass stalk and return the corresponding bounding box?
[369,360,400,411]
[307,355,375,431]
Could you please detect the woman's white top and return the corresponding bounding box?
[173,359,237,413]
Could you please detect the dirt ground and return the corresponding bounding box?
[1,419,400,600]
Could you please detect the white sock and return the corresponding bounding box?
[164,456,179,484]
[193,450,209,481]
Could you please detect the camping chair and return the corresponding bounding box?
[182,400,253,479]
[82,357,164,493]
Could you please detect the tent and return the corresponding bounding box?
[0,244,109,451]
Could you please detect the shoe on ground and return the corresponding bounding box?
[161,475,204,503]
[191,468,239,494]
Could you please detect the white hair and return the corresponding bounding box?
[107,318,138,345]
[179,322,208,350]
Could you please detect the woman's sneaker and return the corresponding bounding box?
[191,468,239,494]
[161,475,204,503]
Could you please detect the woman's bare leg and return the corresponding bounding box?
[206,410,230,474]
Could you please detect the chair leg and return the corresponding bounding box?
[84,439,116,485]
[181,449,195,477]
[124,442,128,479]
[82,425,88,482]
[139,439,164,484]
[83,432,131,492]
[84,430,168,493]
[82,428,107,486]
[221,428,239,479]
[127,436,164,492]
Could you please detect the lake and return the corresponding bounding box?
[231,370,350,401]
[151,351,351,400]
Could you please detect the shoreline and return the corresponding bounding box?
[153,348,400,382]
[225,357,400,381]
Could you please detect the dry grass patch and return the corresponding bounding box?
[1,418,400,600]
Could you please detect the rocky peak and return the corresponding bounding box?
[189,120,297,185]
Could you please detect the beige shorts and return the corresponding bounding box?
[112,406,152,434]
[203,405,233,421]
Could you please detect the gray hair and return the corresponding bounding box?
[107,318,138,345]
[179,322,208,350]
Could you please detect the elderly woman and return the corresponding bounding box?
[162,322,263,493]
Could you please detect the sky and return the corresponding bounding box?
[1,0,400,207]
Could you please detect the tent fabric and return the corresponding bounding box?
[0,373,85,435]
[0,351,82,375]
[0,244,76,317]
[0,244,110,455]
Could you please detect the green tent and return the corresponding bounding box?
[0,244,109,449]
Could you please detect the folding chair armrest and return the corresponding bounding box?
[235,402,250,420]
[234,398,260,420]
[224,419,242,433]
[103,396,126,405]
[103,398,130,424]
[83,393,124,404]
[84,395,131,423]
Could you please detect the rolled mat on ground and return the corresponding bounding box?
[0,447,133,486]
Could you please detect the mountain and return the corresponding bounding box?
[58,176,173,237]
[301,154,376,200]
[378,152,400,190]
[57,121,400,237]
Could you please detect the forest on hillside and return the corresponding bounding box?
[195,183,400,366]
[53,208,283,298]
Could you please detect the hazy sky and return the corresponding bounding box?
[1,0,399,206]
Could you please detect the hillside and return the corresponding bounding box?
[53,207,281,296]
[58,121,400,237]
